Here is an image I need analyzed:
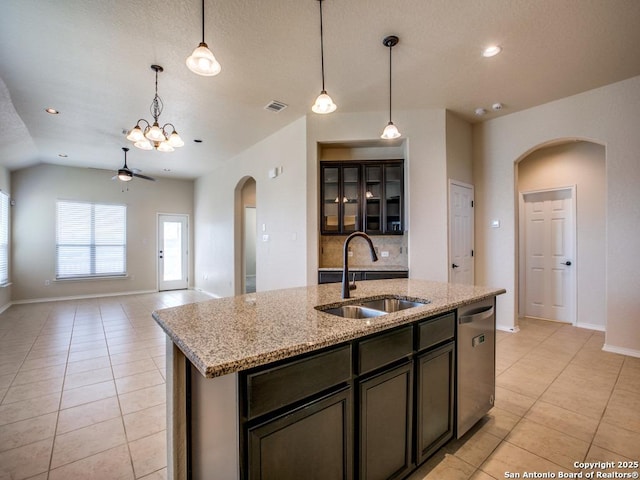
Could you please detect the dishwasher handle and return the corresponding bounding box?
[459,306,494,324]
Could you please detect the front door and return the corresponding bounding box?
[158,214,188,291]
[522,188,575,323]
[449,181,474,285]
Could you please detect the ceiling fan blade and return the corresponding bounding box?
[133,172,156,181]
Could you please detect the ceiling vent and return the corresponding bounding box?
[264,100,288,113]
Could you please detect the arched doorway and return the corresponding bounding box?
[234,176,257,294]
[516,140,606,330]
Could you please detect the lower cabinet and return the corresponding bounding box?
[359,361,413,480]
[416,342,455,463]
[247,388,352,480]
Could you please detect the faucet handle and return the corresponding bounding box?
[349,272,357,290]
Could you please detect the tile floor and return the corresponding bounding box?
[1,293,639,480]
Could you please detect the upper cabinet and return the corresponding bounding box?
[321,160,404,235]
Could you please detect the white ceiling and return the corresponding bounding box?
[1,0,639,180]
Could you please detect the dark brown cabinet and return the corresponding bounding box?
[247,388,352,480]
[318,270,407,284]
[416,317,455,464]
[359,362,413,480]
[240,311,458,480]
[321,160,404,235]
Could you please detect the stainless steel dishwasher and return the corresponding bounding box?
[456,297,496,438]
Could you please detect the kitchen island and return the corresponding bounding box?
[153,279,505,480]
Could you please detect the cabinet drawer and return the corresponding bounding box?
[418,313,455,351]
[246,345,351,420]
[358,326,413,375]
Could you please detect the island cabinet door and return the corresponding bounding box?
[247,387,353,480]
[416,341,455,464]
[358,361,414,480]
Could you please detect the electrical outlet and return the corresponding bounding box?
[381,251,389,258]
[44,279,50,286]
[348,251,353,257]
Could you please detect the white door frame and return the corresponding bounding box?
[518,186,577,325]
[157,213,189,291]
[448,180,475,284]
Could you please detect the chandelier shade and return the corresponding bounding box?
[127,65,184,152]
[311,0,336,114]
[186,0,221,76]
[381,35,401,139]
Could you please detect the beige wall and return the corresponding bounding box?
[446,111,473,186]
[0,166,10,310]
[474,75,640,355]
[306,109,451,284]
[10,164,194,301]
[194,117,308,297]
[518,141,606,330]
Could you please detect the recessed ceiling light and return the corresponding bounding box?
[482,45,502,58]
[45,107,59,114]
[475,108,487,116]
[58,153,68,157]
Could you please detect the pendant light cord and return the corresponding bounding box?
[319,0,326,91]
[388,44,393,123]
[201,0,206,43]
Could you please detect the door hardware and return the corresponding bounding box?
[562,261,572,266]
[452,264,459,269]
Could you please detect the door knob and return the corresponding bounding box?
[452,264,459,269]
[562,261,572,266]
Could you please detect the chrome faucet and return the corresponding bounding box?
[342,232,379,299]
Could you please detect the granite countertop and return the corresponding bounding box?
[318,265,409,272]
[152,279,505,379]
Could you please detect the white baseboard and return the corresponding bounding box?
[193,288,220,299]
[0,302,11,314]
[10,289,158,305]
[497,324,520,333]
[575,322,606,332]
[602,344,640,359]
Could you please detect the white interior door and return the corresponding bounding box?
[449,181,474,285]
[523,188,575,323]
[158,214,188,291]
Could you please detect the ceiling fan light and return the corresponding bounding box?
[157,141,175,152]
[134,139,153,150]
[186,43,221,76]
[126,125,145,142]
[168,131,185,147]
[118,171,133,182]
[381,121,401,139]
[312,91,337,114]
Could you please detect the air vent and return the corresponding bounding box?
[264,100,288,113]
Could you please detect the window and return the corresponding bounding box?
[56,200,127,279]
[0,191,9,285]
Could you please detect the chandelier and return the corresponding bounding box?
[126,65,184,152]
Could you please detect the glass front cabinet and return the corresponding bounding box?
[321,160,404,235]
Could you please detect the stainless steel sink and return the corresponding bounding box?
[357,298,428,313]
[318,296,429,319]
[322,305,388,319]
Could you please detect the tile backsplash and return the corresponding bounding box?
[320,235,408,268]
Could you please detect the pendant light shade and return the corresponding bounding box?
[186,0,221,76]
[381,35,401,139]
[311,0,336,114]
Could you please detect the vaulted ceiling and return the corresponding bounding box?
[1,0,639,179]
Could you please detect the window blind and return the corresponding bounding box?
[56,200,127,279]
[0,192,9,285]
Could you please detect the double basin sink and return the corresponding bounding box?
[318,296,430,319]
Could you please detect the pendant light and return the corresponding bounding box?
[311,0,337,114]
[126,65,184,152]
[186,0,221,76]
[381,35,401,139]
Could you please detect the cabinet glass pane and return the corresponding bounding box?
[323,167,339,232]
[385,165,402,232]
[365,166,382,232]
[342,167,359,232]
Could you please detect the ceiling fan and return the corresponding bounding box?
[113,147,156,182]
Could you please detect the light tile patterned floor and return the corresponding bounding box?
[1,294,639,479]
[0,290,211,480]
